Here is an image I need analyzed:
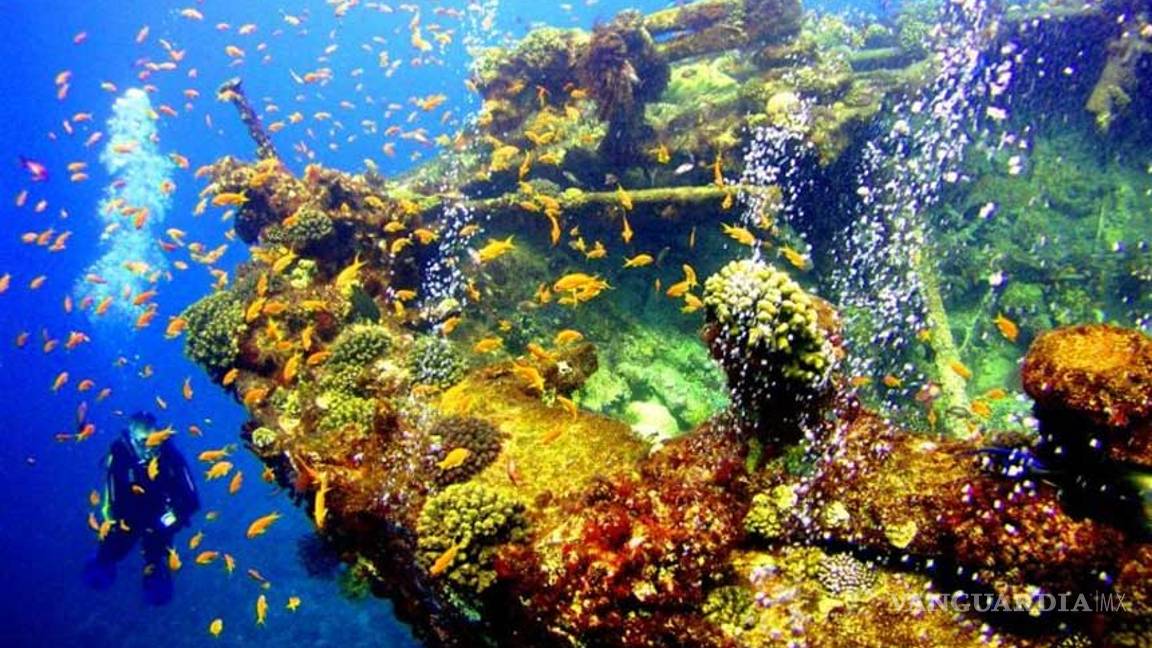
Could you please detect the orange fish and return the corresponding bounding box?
[135,307,157,329]
[243,387,269,408]
[167,547,182,571]
[246,512,282,539]
[165,317,187,339]
[553,330,583,346]
[145,427,175,447]
[228,470,243,495]
[246,568,269,586]
[983,388,1008,400]
[949,361,973,381]
[65,331,89,350]
[429,542,462,577]
[205,461,233,480]
[993,313,1019,343]
[970,400,992,418]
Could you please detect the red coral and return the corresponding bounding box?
[496,426,748,646]
[943,475,1128,597]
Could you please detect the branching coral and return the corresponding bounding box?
[703,259,835,387]
[416,483,527,595]
[703,260,837,442]
[317,363,367,396]
[275,204,336,255]
[329,324,393,368]
[316,392,376,434]
[408,335,466,388]
[182,290,246,376]
[702,585,757,635]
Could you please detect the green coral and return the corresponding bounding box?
[287,258,317,289]
[268,387,303,418]
[409,335,466,388]
[702,586,757,635]
[577,323,727,429]
[286,205,336,250]
[329,324,392,367]
[250,426,278,451]
[895,0,938,57]
[318,363,366,396]
[703,259,835,386]
[317,392,375,434]
[744,484,797,541]
[473,27,579,98]
[416,483,527,595]
[661,57,739,106]
[182,290,246,375]
[338,556,378,600]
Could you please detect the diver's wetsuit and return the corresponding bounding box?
[84,430,199,605]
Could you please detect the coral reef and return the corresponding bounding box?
[328,324,393,369]
[815,553,877,595]
[428,416,505,486]
[1021,324,1152,432]
[415,483,527,596]
[408,335,466,389]
[182,290,246,376]
[703,259,835,387]
[316,392,376,435]
[174,3,1152,646]
[743,484,796,542]
[267,205,337,255]
[702,259,838,443]
[495,426,748,645]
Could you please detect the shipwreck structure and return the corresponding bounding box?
[180,0,1152,645]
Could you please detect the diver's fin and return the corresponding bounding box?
[142,568,173,606]
[82,556,116,590]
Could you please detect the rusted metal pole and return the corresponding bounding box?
[217,77,279,161]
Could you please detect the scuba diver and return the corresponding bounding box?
[82,412,200,605]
